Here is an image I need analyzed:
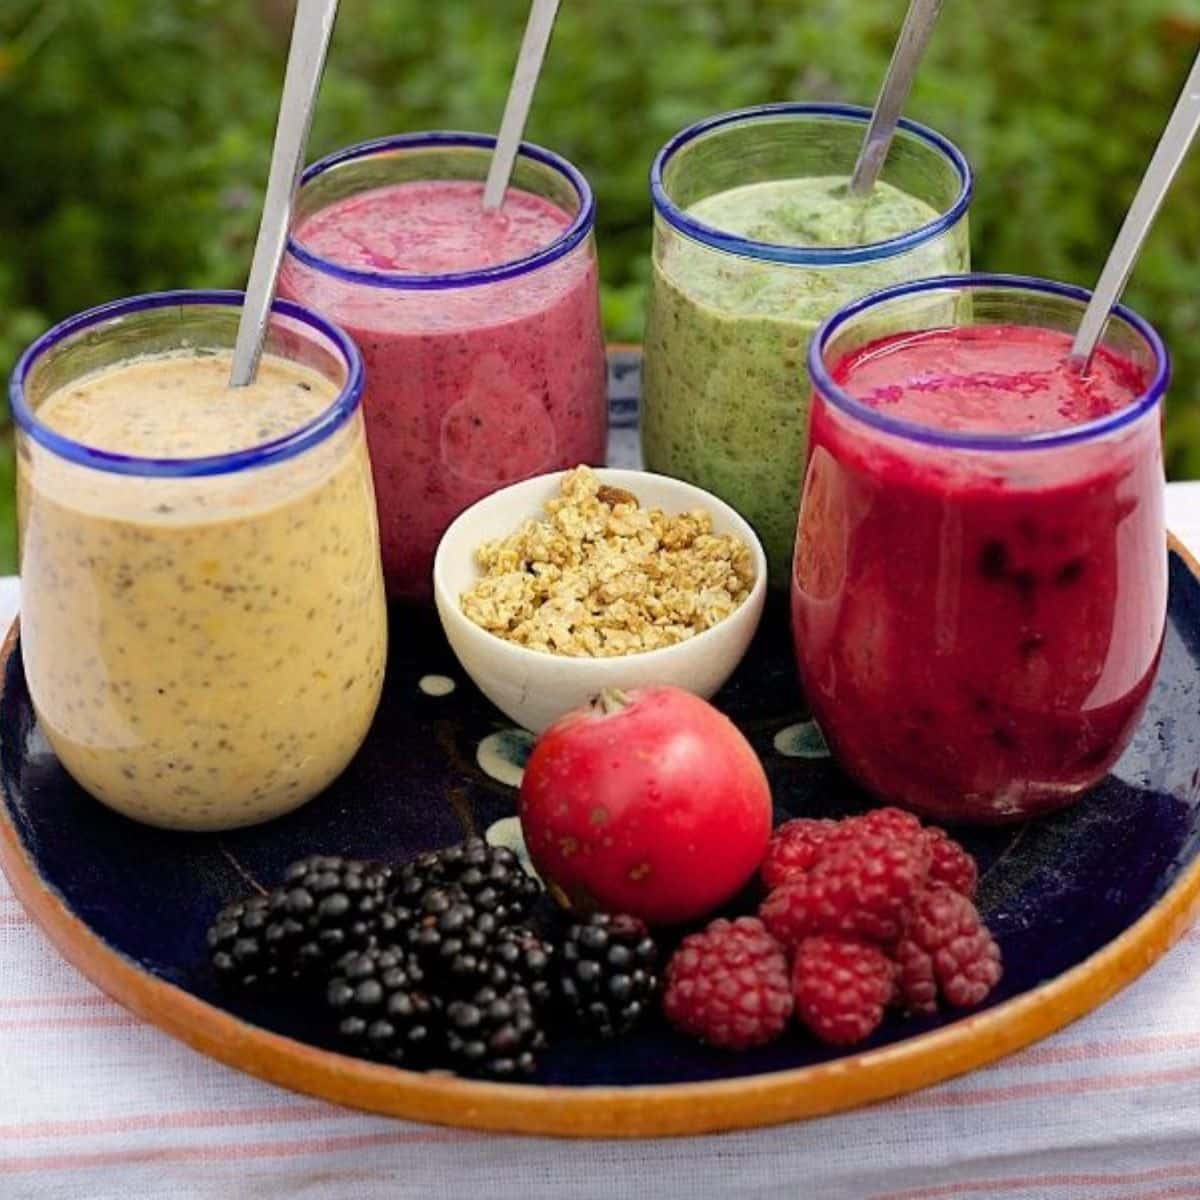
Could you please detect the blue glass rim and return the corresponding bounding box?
[9,290,365,478]
[649,102,973,266]
[808,273,1171,452]
[285,132,596,291]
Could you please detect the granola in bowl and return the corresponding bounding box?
[460,466,756,657]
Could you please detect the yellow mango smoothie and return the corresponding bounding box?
[15,296,387,831]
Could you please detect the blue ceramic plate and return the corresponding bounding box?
[2,355,1199,1138]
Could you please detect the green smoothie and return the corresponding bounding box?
[642,176,968,583]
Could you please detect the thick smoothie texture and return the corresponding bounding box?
[792,325,1165,822]
[642,176,967,583]
[279,180,607,600]
[19,352,387,830]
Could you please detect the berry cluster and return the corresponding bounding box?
[206,839,660,1079]
[663,809,1001,1049]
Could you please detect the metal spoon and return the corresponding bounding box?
[1071,47,1200,371]
[482,0,562,211]
[849,0,946,198]
[230,0,340,388]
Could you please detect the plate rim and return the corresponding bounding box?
[1,534,1197,1139]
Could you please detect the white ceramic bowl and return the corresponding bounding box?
[433,468,768,733]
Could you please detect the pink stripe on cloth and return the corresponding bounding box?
[0,1127,480,1174]
[1124,1188,1200,1200]
[1011,1031,1200,1066]
[871,1161,1200,1199]
[896,1059,1200,1111]
[0,993,114,1011]
[0,1013,140,1032]
[0,1102,361,1141]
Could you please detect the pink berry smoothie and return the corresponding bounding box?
[793,323,1166,822]
[279,177,607,600]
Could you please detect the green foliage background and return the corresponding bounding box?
[1,0,1199,575]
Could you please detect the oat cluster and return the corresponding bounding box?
[460,467,755,657]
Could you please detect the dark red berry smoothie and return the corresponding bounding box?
[280,179,607,600]
[793,323,1166,822]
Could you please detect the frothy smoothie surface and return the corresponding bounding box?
[641,171,966,584]
[688,176,941,250]
[833,325,1149,435]
[279,175,607,601]
[294,180,572,274]
[38,352,336,457]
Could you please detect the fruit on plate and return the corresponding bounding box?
[205,842,659,1079]
[663,917,792,1050]
[206,854,395,987]
[265,855,397,977]
[519,686,773,925]
[445,982,547,1080]
[557,912,661,1038]
[488,925,557,1008]
[790,935,896,1046]
[403,884,504,991]
[664,809,1002,1049]
[325,944,441,1068]
[761,809,1000,1043]
[206,894,278,989]
[205,812,997,1071]
[759,829,930,945]
[894,883,1002,1011]
[394,836,542,925]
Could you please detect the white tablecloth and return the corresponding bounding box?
[4,486,1200,1200]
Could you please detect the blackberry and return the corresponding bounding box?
[484,925,555,1008]
[446,984,546,1079]
[405,885,500,991]
[396,838,540,925]
[326,945,441,1067]
[207,893,278,988]
[265,855,395,977]
[559,913,660,1038]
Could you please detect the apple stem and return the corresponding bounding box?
[594,687,631,716]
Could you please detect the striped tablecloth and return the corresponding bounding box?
[3,484,1200,1200]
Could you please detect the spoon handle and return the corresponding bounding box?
[849,0,945,198]
[230,0,339,389]
[1072,48,1200,369]
[482,0,562,212]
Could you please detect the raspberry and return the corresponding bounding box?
[761,809,929,891]
[792,936,895,1046]
[893,935,939,1015]
[663,917,793,1050]
[759,833,929,946]
[900,884,1002,1008]
[761,819,839,889]
[923,826,979,897]
[854,807,925,843]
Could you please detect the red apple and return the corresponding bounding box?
[519,686,772,925]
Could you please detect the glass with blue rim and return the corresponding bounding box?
[10,291,388,830]
[641,102,973,585]
[794,273,1170,823]
[278,132,608,603]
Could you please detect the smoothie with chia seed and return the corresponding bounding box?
[279,177,607,601]
[19,351,387,831]
[642,175,967,583]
